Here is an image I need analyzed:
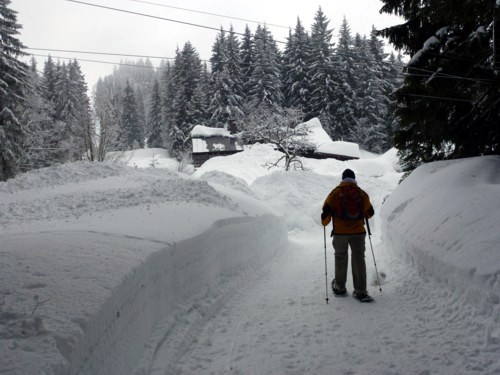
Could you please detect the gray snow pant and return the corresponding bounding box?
[332,233,367,292]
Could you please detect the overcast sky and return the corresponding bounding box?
[10,0,403,90]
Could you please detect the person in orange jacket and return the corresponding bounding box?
[321,168,375,302]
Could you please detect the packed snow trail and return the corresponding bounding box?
[148,231,498,374]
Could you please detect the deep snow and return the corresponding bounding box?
[1,146,499,374]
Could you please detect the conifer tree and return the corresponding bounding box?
[166,42,203,157]
[121,80,143,150]
[21,58,60,169]
[160,61,175,151]
[282,17,312,115]
[240,25,254,99]
[209,25,245,126]
[0,0,29,180]
[331,16,357,140]
[379,0,500,169]
[351,34,388,152]
[247,24,284,109]
[42,55,58,107]
[308,7,336,137]
[147,79,163,148]
[210,28,226,74]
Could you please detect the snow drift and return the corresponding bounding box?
[0,161,287,375]
[382,155,500,322]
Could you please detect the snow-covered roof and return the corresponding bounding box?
[296,117,333,148]
[297,118,360,159]
[317,141,361,159]
[191,125,233,138]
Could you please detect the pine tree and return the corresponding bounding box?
[210,28,226,74]
[173,42,202,130]
[21,58,59,170]
[240,25,254,99]
[379,0,500,169]
[68,60,94,161]
[0,0,29,180]
[308,7,336,137]
[209,25,245,126]
[331,16,357,140]
[147,79,164,148]
[350,34,388,152]
[51,60,94,162]
[42,55,58,106]
[282,17,312,115]
[166,42,203,157]
[247,24,284,109]
[121,80,143,150]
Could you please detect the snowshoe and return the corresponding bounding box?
[331,279,347,297]
[352,290,374,303]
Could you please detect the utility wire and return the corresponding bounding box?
[126,0,290,30]
[66,0,287,44]
[28,47,175,61]
[30,53,159,68]
[27,47,494,84]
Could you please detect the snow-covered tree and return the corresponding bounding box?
[330,16,357,140]
[379,0,500,169]
[308,7,336,137]
[240,25,254,99]
[282,17,312,115]
[242,107,312,171]
[209,26,245,126]
[247,25,284,109]
[120,80,143,150]
[146,79,163,148]
[20,59,60,170]
[0,0,29,180]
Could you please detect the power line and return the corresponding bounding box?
[126,0,290,30]
[30,53,159,69]
[28,47,175,61]
[66,0,287,44]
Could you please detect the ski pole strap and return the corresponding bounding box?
[365,217,372,236]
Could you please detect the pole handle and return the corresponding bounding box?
[365,217,372,236]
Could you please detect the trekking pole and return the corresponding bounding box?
[323,226,329,304]
[366,218,382,293]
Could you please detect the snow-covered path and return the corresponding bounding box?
[150,232,498,375]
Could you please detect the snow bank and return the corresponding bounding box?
[382,156,500,321]
[0,161,287,375]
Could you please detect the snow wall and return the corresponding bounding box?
[70,215,287,375]
[381,156,500,322]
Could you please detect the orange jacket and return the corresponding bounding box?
[321,181,374,235]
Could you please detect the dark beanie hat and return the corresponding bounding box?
[342,169,355,180]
